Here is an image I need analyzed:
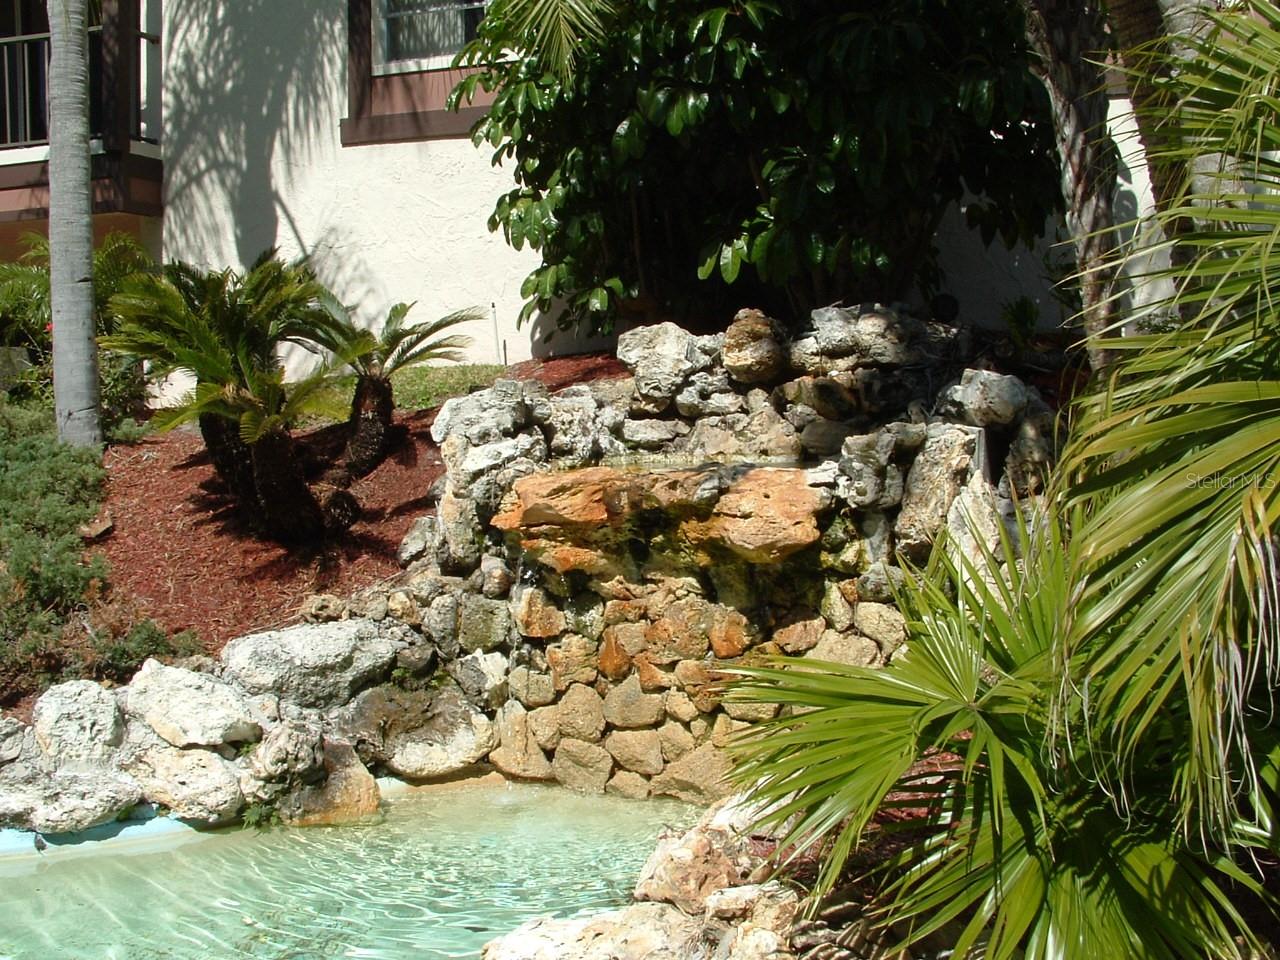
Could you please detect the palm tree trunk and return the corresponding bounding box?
[344,374,395,477]
[1021,0,1117,370]
[47,0,101,446]
[250,428,327,544]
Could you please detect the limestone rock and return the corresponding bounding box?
[665,691,700,724]
[809,304,923,365]
[543,386,604,466]
[283,739,381,826]
[0,717,26,765]
[838,430,898,508]
[510,585,566,639]
[820,580,855,632]
[894,423,980,562]
[447,650,509,710]
[0,762,142,834]
[425,593,461,658]
[437,488,484,572]
[552,738,613,794]
[124,660,260,749]
[723,308,785,384]
[658,721,696,762]
[32,680,124,766]
[382,685,497,780]
[480,555,515,598]
[605,729,664,776]
[489,702,554,781]
[220,619,406,709]
[249,719,325,784]
[852,602,908,655]
[481,902,699,960]
[806,631,880,668]
[397,515,438,566]
[557,683,605,742]
[621,418,689,449]
[650,743,733,803]
[604,675,665,729]
[855,561,907,603]
[300,592,346,622]
[773,615,824,654]
[458,594,512,652]
[675,369,745,418]
[681,468,827,564]
[121,729,244,824]
[606,770,651,800]
[386,590,421,626]
[936,368,1028,426]
[616,322,710,403]
[548,635,599,691]
[635,818,752,913]
[509,666,556,708]
[430,379,532,445]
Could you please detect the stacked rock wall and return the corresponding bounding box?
[0,305,1058,835]
[387,304,1055,803]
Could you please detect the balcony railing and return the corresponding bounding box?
[0,26,107,148]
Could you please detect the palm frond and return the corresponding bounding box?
[487,0,615,79]
[1061,0,1280,842]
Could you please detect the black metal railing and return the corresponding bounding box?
[0,25,105,148]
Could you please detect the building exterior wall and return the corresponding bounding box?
[159,0,572,373]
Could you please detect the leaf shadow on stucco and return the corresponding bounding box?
[161,0,377,318]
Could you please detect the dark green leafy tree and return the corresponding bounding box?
[309,296,479,477]
[454,0,1061,334]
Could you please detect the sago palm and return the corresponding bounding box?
[102,253,348,542]
[1060,0,1280,844]
[311,295,478,476]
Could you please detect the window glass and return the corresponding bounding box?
[382,0,485,64]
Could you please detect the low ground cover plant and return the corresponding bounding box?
[0,400,197,705]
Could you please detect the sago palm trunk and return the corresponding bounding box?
[47,0,101,446]
[198,412,261,521]
[345,374,395,477]
[249,428,327,544]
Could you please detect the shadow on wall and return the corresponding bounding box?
[162,0,370,285]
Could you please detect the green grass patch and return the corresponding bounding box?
[313,363,507,422]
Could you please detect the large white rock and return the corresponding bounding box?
[32,680,124,766]
[220,619,406,708]
[894,423,981,562]
[120,727,244,824]
[482,902,701,960]
[124,659,260,748]
[430,379,533,445]
[382,686,496,780]
[0,763,142,834]
[616,322,712,403]
[935,368,1029,426]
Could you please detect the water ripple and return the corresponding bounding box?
[0,782,695,960]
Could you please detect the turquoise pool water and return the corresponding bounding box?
[0,781,695,959]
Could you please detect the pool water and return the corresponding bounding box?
[0,781,696,960]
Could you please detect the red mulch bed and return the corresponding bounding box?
[95,353,627,653]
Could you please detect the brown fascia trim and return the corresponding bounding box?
[0,151,162,220]
[340,105,486,147]
[343,0,488,147]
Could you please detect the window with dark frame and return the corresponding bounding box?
[376,0,486,69]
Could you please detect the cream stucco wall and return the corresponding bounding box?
[159,0,580,373]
